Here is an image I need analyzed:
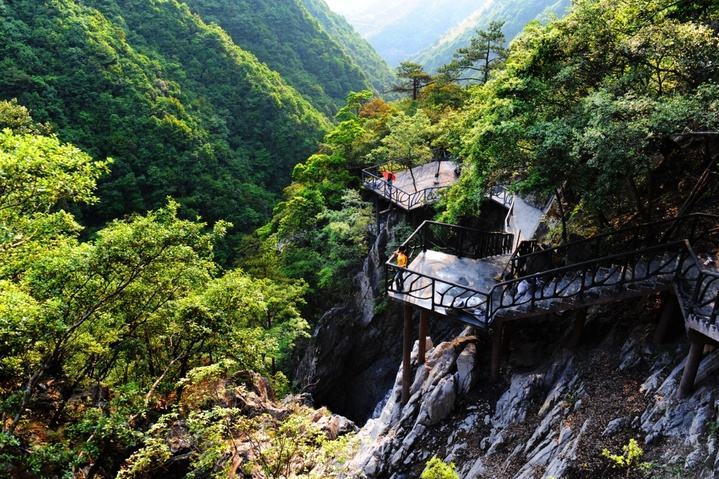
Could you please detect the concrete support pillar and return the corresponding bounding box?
[568,307,587,350]
[418,309,430,365]
[679,336,705,399]
[654,293,680,345]
[401,303,413,405]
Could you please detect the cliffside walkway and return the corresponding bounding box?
[362,161,552,241]
[387,212,719,403]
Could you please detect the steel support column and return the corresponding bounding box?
[568,307,588,350]
[491,320,505,382]
[402,303,414,405]
[654,293,680,345]
[679,335,705,398]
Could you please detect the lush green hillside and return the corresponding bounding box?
[414,0,570,71]
[0,102,315,477]
[2,0,718,477]
[299,0,395,93]
[0,0,328,242]
[182,0,374,115]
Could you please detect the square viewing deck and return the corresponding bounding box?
[389,250,508,317]
[386,221,514,326]
[362,161,459,211]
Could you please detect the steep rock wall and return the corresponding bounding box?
[346,300,719,478]
[295,216,462,422]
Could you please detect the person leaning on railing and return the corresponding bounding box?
[394,246,409,291]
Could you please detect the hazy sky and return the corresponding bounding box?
[322,0,428,37]
[322,0,420,20]
[322,0,373,16]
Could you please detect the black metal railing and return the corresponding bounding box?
[385,222,514,315]
[508,214,718,278]
[361,165,448,210]
[419,221,515,260]
[676,241,719,327]
[385,213,719,334]
[487,185,554,212]
[489,186,513,209]
[487,241,686,324]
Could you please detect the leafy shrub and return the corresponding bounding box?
[601,438,652,475]
[421,457,459,479]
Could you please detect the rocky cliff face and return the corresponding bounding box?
[295,216,462,423]
[345,300,719,478]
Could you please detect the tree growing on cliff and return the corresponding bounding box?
[439,21,507,84]
[371,110,433,191]
[392,62,434,100]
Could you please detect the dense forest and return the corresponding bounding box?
[182,0,382,116]
[1,0,719,477]
[0,0,333,256]
[299,0,396,94]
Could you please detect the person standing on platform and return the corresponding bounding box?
[394,246,409,291]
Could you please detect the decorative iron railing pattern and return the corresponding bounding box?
[361,165,448,210]
[386,214,719,334]
[508,214,717,278]
[676,242,719,327]
[385,221,514,318]
[488,241,685,323]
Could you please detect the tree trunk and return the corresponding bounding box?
[408,164,418,192]
[484,39,491,83]
[555,188,569,244]
[628,177,650,222]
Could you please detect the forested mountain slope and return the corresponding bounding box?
[0,0,328,241]
[183,0,379,115]
[299,0,395,93]
[334,0,484,66]
[415,0,570,71]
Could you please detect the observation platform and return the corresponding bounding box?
[362,161,459,211]
[388,250,508,322]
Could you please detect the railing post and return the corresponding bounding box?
[490,320,503,381]
[679,333,705,399]
[431,279,436,312]
[693,272,702,305]
[422,223,428,252]
[654,292,679,344]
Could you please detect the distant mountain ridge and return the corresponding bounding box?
[335,0,485,66]
[328,0,569,68]
[415,0,571,71]
[182,0,383,115]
